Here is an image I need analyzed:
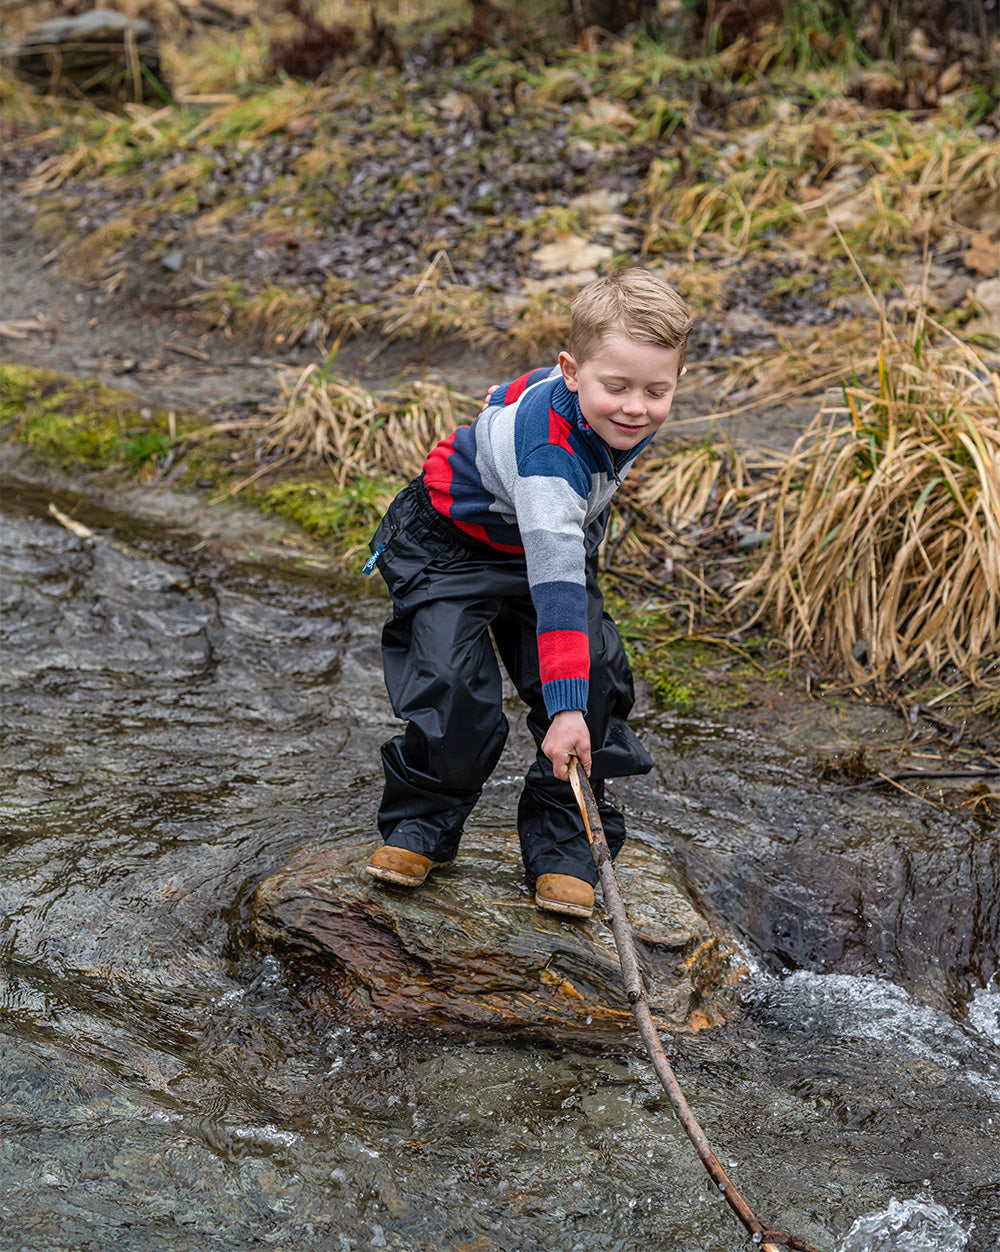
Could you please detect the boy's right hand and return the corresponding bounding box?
[542,710,592,782]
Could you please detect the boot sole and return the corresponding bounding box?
[534,895,594,919]
[366,860,453,888]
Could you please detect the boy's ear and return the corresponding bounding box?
[559,350,579,391]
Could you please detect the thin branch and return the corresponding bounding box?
[568,760,824,1252]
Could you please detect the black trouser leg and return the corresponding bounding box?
[378,594,509,863]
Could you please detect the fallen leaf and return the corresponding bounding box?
[910,210,944,244]
[937,62,964,95]
[963,233,1000,278]
[437,90,478,121]
[850,69,904,109]
[568,190,638,247]
[569,188,627,216]
[906,26,936,63]
[966,277,1000,336]
[583,97,636,130]
[532,234,613,275]
[952,187,1000,233]
[809,122,836,164]
[521,271,600,295]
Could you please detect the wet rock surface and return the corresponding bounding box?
[251,833,746,1039]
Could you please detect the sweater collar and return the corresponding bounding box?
[550,375,656,473]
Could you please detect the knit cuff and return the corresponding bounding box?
[542,677,589,719]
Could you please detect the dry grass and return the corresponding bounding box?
[603,440,786,632]
[634,441,751,529]
[231,284,325,347]
[502,289,574,361]
[256,365,479,487]
[256,306,1000,703]
[375,259,499,351]
[707,320,879,413]
[640,106,1000,279]
[730,310,1000,689]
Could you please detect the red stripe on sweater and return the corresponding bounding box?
[537,629,590,684]
[502,371,536,405]
[423,432,458,514]
[548,407,574,455]
[424,435,523,553]
[449,517,523,553]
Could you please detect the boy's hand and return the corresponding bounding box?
[542,710,591,781]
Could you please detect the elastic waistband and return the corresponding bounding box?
[409,474,512,556]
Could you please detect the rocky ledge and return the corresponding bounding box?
[251,831,747,1040]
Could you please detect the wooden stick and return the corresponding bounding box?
[567,758,822,1252]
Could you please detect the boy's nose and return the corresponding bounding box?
[621,392,646,415]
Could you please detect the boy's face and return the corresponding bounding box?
[559,333,685,453]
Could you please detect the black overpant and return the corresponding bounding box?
[369,476,652,886]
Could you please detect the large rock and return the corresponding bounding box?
[251,833,746,1040]
[7,10,165,104]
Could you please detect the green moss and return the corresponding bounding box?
[643,638,785,713]
[603,589,786,713]
[0,364,191,476]
[255,474,402,570]
[649,665,697,708]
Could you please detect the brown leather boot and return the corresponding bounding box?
[366,845,452,887]
[534,873,595,919]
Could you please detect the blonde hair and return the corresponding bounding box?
[569,268,693,370]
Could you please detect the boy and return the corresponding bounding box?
[364,268,692,919]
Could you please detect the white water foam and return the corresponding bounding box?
[835,1195,971,1252]
[969,982,1000,1046]
[764,970,962,1054]
[750,967,1000,1116]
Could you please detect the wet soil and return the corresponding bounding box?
[0,188,825,449]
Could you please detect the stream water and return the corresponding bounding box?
[1,480,997,1252]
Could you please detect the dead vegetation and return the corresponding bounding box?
[733,310,1000,690]
[257,364,478,486]
[5,2,999,383]
[242,287,999,713]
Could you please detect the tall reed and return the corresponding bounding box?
[731,311,1000,688]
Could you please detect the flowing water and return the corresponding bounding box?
[1,481,998,1252]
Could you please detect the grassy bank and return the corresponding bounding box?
[4,3,1000,412]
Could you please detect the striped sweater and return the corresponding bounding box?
[422,366,654,716]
